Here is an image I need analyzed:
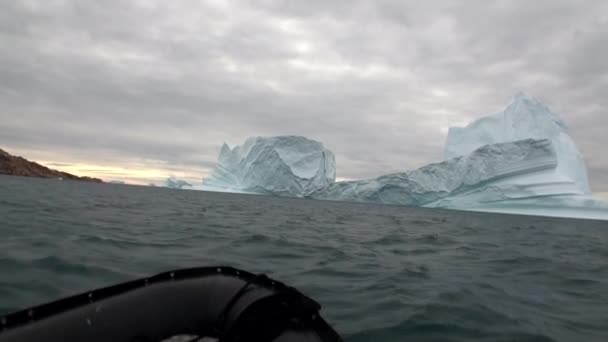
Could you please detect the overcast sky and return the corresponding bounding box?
[1,0,607,191]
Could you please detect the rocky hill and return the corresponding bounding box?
[0,148,102,182]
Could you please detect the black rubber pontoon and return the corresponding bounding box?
[0,266,342,342]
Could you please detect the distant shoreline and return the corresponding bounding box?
[0,148,102,183]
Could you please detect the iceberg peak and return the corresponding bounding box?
[445,93,590,194]
[220,142,231,154]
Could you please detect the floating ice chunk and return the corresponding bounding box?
[165,176,192,189]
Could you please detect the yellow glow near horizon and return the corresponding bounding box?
[38,160,207,185]
[37,159,359,186]
[3,146,214,185]
[594,192,608,200]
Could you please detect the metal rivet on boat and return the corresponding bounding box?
[144,279,149,286]
[170,272,175,279]
[217,268,222,273]
[235,271,240,276]
[86,318,92,326]
[88,292,93,300]
[271,281,275,286]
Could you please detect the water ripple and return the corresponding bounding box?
[0,175,607,342]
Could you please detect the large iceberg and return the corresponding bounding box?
[445,91,591,195]
[309,93,607,219]
[199,93,607,220]
[310,138,559,205]
[202,136,335,196]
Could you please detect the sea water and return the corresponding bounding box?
[0,175,607,341]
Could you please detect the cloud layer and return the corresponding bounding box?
[1,0,607,189]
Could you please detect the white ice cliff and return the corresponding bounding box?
[200,93,607,220]
[202,136,335,196]
[445,91,591,195]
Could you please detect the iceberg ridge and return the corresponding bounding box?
[310,138,564,206]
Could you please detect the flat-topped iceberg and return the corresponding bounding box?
[202,136,335,196]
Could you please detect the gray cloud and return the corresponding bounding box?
[0,0,606,190]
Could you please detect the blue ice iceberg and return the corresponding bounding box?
[202,136,335,196]
[445,91,590,195]
[201,93,608,220]
[310,138,560,205]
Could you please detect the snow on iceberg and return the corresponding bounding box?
[202,136,335,196]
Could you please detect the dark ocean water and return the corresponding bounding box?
[0,175,607,341]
